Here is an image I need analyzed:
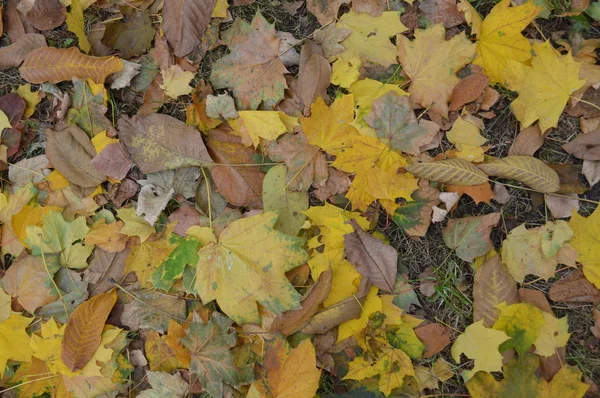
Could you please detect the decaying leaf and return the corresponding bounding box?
[443,213,500,262]
[473,255,519,327]
[102,7,154,59]
[163,0,217,58]
[0,33,47,70]
[478,155,560,193]
[405,158,488,186]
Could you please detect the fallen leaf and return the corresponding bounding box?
[492,302,545,355]
[84,248,129,297]
[449,74,489,111]
[16,83,42,118]
[344,219,397,292]
[2,253,59,313]
[458,0,482,37]
[419,0,466,28]
[263,165,308,236]
[582,160,600,187]
[591,309,600,339]
[569,206,600,288]
[91,142,134,180]
[414,323,452,358]
[264,131,328,192]
[298,41,331,114]
[473,255,519,327]
[443,213,500,262]
[502,221,575,283]
[151,236,201,291]
[0,33,46,70]
[102,7,154,59]
[230,110,287,148]
[508,124,546,156]
[548,269,600,303]
[405,158,488,186]
[143,331,186,372]
[66,0,91,53]
[160,65,194,98]
[365,91,438,155]
[195,212,308,324]
[451,320,511,373]
[306,0,348,24]
[336,11,406,68]
[478,155,560,193]
[466,354,588,397]
[206,127,265,208]
[473,0,541,84]
[139,371,189,398]
[206,93,238,120]
[0,314,33,376]
[118,207,155,243]
[313,23,351,59]
[120,290,187,333]
[248,335,321,398]
[182,313,251,397]
[210,12,288,110]
[546,193,580,219]
[118,114,212,174]
[67,79,115,137]
[45,124,106,189]
[163,0,217,58]
[397,24,475,117]
[20,47,123,84]
[61,289,117,371]
[393,181,440,237]
[18,0,66,30]
[562,129,600,161]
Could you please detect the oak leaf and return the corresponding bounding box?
[506,41,585,132]
[210,12,288,110]
[20,47,123,84]
[61,289,117,371]
[473,0,541,84]
[195,212,309,324]
[397,24,475,117]
[248,335,321,398]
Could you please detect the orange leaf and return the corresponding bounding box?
[61,289,117,371]
[20,47,123,84]
[446,182,495,204]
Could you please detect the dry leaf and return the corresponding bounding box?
[414,323,452,358]
[61,289,117,371]
[473,256,519,327]
[478,155,560,193]
[546,193,580,219]
[91,142,134,180]
[563,129,600,160]
[493,183,511,204]
[20,47,123,84]
[582,160,600,187]
[163,0,217,57]
[446,183,495,204]
[344,219,397,292]
[419,0,466,28]
[508,124,546,156]
[118,113,212,174]
[18,0,65,31]
[306,0,349,24]
[443,213,500,262]
[298,41,331,116]
[0,33,46,70]
[449,74,489,111]
[548,270,600,303]
[405,158,488,186]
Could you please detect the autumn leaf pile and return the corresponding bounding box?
[1,0,600,396]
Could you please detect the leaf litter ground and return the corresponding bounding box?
[1,0,600,397]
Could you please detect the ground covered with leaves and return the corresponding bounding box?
[1,0,600,396]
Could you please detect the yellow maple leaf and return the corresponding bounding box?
[195,212,309,324]
[492,302,545,355]
[349,78,408,123]
[229,111,287,148]
[458,0,482,37]
[568,206,600,288]
[331,57,361,88]
[506,41,585,132]
[16,84,42,118]
[300,95,359,155]
[367,166,419,213]
[345,347,415,396]
[473,0,541,84]
[66,0,91,53]
[160,65,194,98]
[397,24,476,118]
[534,312,570,357]
[0,314,33,376]
[0,288,13,323]
[11,204,62,246]
[46,170,71,191]
[346,172,378,212]
[0,183,38,257]
[84,219,127,253]
[336,11,407,68]
[451,320,511,373]
[118,207,156,243]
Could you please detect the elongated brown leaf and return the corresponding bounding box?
[269,268,333,336]
[206,127,265,208]
[345,219,397,292]
[61,289,117,371]
[118,114,212,174]
[0,33,46,70]
[473,256,519,327]
[478,155,560,193]
[405,158,488,186]
[20,47,123,84]
[548,269,600,303]
[45,124,106,189]
[163,0,216,58]
[298,42,331,115]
